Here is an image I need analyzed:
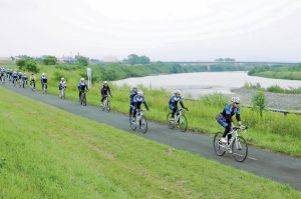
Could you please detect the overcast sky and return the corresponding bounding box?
[0,0,300,62]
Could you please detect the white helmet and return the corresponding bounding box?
[104,81,108,84]
[174,89,181,95]
[80,78,84,81]
[42,73,45,76]
[231,97,240,104]
[61,78,64,80]
[137,90,143,96]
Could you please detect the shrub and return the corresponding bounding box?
[252,91,266,117]
[200,93,228,107]
[43,56,58,65]
[17,59,39,73]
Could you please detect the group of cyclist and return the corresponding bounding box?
[1,66,242,143]
[0,67,49,91]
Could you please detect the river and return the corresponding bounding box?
[113,71,301,97]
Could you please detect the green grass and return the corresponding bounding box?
[249,65,301,80]
[243,83,301,94]
[1,87,301,198]
[5,64,301,156]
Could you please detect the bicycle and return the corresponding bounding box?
[0,75,5,85]
[22,80,27,89]
[99,95,111,112]
[80,91,88,106]
[167,108,188,132]
[42,83,47,94]
[30,81,35,92]
[18,79,22,88]
[213,125,249,162]
[13,78,17,87]
[59,87,66,99]
[130,109,148,133]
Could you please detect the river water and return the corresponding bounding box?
[113,71,301,97]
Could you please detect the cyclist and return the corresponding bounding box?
[22,73,28,88]
[58,78,67,97]
[41,73,48,90]
[169,90,188,120]
[30,73,36,89]
[129,86,138,118]
[216,97,242,144]
[131,90,149,122]
[77,78,88,101]
[18,72,22,86]
[0,67,5,82]
[100,81,112,105]
[8,69,13,81]
[12,71,18,85]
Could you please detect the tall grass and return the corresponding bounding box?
[6,64,301,156]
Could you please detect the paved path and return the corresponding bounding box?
[1,83,301,191]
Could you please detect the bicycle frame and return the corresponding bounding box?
[223,127,247,150]
[174,108,184,123]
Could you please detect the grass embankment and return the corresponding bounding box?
[243,83,301,94]
[248,64,301,80]
[1,87,301,198]
[5,64,301,156]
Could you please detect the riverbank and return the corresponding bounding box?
[248,64,301,80]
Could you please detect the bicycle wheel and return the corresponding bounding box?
[130,119,137,131]
[83,94,87,106]
[166,113,175,129]
[139,116,148,134]
[80,94,84,105]
[105,101,111,112]
[232,136,248,162]
[213,132,226,156]
[178,115,188,132]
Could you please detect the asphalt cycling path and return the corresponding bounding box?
[1,83,301,191]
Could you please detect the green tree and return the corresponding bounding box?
[252,91,266,117]
[17,59,39,73]
[124,54,151,65]
[43,56,58,65]
[76,56,89,66]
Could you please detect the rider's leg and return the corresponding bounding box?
[101,95,105,103]
[78,91,82,101]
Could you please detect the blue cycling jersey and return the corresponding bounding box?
[220,104,241,123]
[78,82,88,91]
[41,76,48,83]
[169,96,182,107]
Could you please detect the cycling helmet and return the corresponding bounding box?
[42,73,45,76]
[104,81,108,84]
[23,73,26,75]
[61,78,64,80]
[231,97,240,104]
[174,89,181,95]
[80,78,84,81]
[137,90,143,96]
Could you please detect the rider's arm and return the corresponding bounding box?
[143,101,149,111]
[179,101,187,110]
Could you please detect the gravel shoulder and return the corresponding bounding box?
[231,88,301,112]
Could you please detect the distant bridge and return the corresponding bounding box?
[160,61,298,65]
